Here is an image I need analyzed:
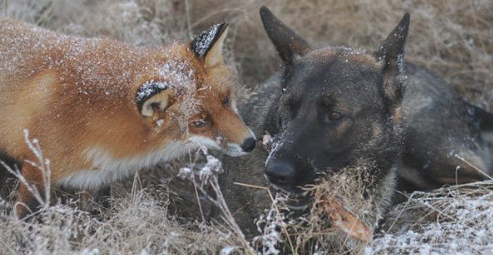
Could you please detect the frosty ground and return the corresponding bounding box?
[1,0,493,254]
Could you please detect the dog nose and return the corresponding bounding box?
[241,137,256,152]
[265,160,296,186]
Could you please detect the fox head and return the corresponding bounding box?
[260,7,409,193]
[134,23,255,157]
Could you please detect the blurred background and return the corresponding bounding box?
[1,0,492,105]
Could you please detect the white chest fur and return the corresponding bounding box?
[56,142,193,190]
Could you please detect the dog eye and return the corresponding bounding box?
[190,120,208,128]
[324,111,345,123]
[329,112,343,120]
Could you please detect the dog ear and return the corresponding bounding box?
[136,81,173,118]
[191,22,229,68]
[374,13,410,103]
[260,6,311,66]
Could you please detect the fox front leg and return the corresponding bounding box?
[16,162,48,219]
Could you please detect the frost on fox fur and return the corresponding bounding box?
[0,19,197,101]
[191,23,221,57]
[188,135,249,157]
[0,18,257,220]
[136,80,169,103]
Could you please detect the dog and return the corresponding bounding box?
[220,6,493,249]
[400,64,493,190]
[0,19,255,218]
[221,7,408,242]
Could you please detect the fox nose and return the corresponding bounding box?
[241,137,256,152]
[265,160,296,186]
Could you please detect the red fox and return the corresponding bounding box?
[0,19,256,218]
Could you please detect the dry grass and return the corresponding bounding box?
[373,181,493,254]
[0,188,246,255]
[254,162,391,255]
[253,173,493,254]
[1,0,493,254]
[0,146,250,255]
[184,0,493,106]
[2,0,492,98]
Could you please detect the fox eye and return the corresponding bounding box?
[324,111,345,123]
[222,96,229,106]
[190,119,208,128]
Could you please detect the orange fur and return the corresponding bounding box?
[0,18,254,218]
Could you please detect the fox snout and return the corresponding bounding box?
[212,107,257,156]
[223,129,256,157]
[240,137,256,152]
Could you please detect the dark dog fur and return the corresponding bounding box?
[400,64,493,189]
[222,7,409,238]
[220,7,493,240]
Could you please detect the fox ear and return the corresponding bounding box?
[260,6,310,66]
[191,22,229,68]
[136,81,173,118]
[374,13,410,103]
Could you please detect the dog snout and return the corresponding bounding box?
[265,160,296,187]
[240,137,256,152]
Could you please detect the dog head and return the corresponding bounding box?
[260,7,409,193]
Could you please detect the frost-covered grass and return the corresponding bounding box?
[2,174,493,254]
[253,177,493,255]
[0,188,247,255]
[372,182,493,255]
[0,149,252,255]
[1,0,493,254]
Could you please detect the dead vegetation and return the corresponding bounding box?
[2,0,492,99]
[1,0,493,254]
[254,166,378,255]
[0,143,251,255]
[0,188,246,255]
[373,181,493,254]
